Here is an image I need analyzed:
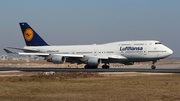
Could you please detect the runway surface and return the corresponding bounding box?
[0,64,180,73]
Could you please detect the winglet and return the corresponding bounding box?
[19,22,49,46]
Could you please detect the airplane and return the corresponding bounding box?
[4,22,173,69]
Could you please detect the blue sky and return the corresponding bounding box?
[0,0,180,57]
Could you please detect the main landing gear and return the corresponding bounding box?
[151,61,157,69]
[102,63,109,69]
[84,63,110,69]
[84,65,98,69]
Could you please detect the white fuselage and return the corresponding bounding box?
[23,40,173,63]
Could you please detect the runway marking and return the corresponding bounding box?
[0,71,21,73]
[98,72,176,76]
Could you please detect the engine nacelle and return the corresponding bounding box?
[123,62,134,65]
[86,57,101,66]
[47,55,66,64]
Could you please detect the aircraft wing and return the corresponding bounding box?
[4,48,84,57]
[4,48,126,64]
[18,52,84,58]
[18,53,126,60]
[18,52,49,56]
[4,48,126,59]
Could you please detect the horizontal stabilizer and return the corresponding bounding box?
[7,47,39,52]
[3,48,17,54]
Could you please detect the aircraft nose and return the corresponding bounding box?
[167,48,173,55]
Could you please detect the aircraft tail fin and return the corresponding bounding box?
[19,22,49,46]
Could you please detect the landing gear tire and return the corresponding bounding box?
[151,60,157,69]
[102,63,110,69]
[84,65,98,69]
[151,65,156,69]
[102,65,109,69]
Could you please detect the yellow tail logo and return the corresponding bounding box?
[24,28,34,41]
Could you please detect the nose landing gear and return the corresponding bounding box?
[151,65,156,69]
[151,61,157,69]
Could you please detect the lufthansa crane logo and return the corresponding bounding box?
[24,28,34,41]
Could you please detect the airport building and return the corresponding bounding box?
[0,54,44,61]
[0,55,8,60]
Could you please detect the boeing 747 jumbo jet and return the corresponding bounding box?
[4,22,173,69]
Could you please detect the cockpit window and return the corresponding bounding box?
[155,42,161,44]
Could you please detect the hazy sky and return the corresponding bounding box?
[0,0,180,57]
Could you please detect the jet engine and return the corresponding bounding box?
[47,55,66,64]
[86,57,101,66]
